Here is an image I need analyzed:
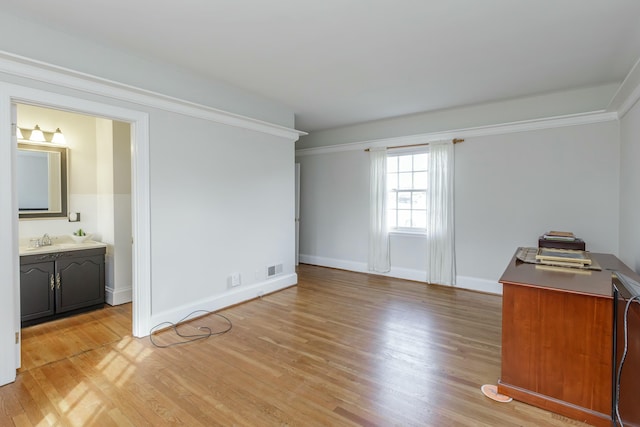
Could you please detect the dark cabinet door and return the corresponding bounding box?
[20,261,55,322]
[55,255,105,314]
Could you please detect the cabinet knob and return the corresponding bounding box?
[56,273,61,289]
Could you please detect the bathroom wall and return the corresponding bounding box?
[17,104,100,240]
[96,118,133,305]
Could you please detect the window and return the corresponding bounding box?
[387,150,428,231]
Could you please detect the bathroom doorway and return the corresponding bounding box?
[15,103,133,368]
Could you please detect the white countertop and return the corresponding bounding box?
[19,236,107,256]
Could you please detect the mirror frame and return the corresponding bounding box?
[18,142,68,220]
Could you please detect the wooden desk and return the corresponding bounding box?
[498,252,632,427]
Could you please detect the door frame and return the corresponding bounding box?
[0,82,151,385]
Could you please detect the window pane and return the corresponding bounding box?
[413,192,426,209]
[397,210,411,228]
[387,191,397,209]
[398,155,413,172]
[387,156,398,173]
[412,210,427,229]
[387,173,398,190]
[386,151,430,231]
[398,172,413,189]
[414,153,428,171]
[398,191,412,209]
[414,171,428,188]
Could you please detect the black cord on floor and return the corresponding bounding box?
[615,295,639,427]
[149,310,232,348]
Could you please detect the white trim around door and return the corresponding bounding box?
[0,82,151,386]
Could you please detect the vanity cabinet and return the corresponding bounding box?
[20,247,106,326]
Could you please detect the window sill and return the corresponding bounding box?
[389,230,427,238]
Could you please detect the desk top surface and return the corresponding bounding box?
[499,251,637,298]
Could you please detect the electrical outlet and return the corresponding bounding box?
[231,272,241,287]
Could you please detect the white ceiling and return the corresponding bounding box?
[3,0,640,132]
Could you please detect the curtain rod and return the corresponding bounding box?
[364,138,464,152]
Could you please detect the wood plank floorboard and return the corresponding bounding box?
[1,264,594,426]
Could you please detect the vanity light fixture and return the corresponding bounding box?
[29,124,46,142]
[17,125,66,144]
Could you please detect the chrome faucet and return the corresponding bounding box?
[40,233,52,246]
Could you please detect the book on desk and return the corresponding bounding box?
[535,247,592,266]
[539,230,586,251]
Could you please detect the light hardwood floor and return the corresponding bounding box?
[2,264,592,426]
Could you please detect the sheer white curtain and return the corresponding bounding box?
[368,147,390,272]
[427,140,456,285]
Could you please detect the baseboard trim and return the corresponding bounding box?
[105,285,133,306]
[299,254,368,274]
[299,254,502,295]
[148,273,298,333]
[456,275,503,295]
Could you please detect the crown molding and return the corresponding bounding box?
[295,110,618,156]
[618,83,640,118]
[607,54,640,119]
[0,50,306,141]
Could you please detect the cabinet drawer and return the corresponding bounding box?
[21,247,106,265]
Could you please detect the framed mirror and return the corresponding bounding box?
[17,142,68,219]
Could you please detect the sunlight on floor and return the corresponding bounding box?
[56,336,150,426]
[96,337,150,387]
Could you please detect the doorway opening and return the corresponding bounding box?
[16,103,134,370]
[1,83,151,381]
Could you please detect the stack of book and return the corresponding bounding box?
[539,231,586,251]
[535,247,592,268]
[542,231,577,241]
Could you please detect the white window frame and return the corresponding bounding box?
[386,147,429,235]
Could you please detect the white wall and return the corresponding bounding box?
[297,120,620,293]
[619,99,640,273]
[455,123,619,281]
[95,118,133,305]
[149,109,296,315]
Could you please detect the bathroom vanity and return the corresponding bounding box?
[20,241,107,327]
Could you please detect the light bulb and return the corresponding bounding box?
[30,125,45,142]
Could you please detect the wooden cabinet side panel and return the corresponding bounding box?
[501,284,540,390]
[501,283,612,415]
